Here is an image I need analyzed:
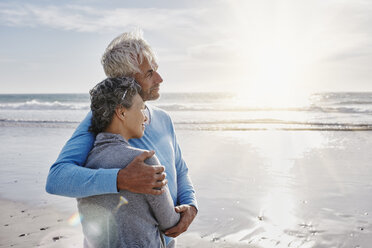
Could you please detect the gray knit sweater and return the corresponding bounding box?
[77,133,180,248]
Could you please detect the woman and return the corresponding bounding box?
[77,77,180,248]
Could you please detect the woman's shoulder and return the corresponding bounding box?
[129,146,160,166]
[86,137,138,168]
[113,145,161,167]
[87,142,160,169]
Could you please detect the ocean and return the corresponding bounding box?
[1,92,372,131]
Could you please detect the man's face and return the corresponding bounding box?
[134,59,163,101]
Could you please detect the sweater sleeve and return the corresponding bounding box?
[144,156,180,230]
[45,112,120,197]
[170,120,198,210]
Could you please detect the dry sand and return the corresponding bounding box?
[0,198,82,248]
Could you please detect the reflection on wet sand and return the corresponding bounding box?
[181,131,372,247]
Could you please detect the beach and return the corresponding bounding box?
[2,0,372,246]
[1,123,371,247]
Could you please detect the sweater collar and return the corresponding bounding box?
[95,132,129,146]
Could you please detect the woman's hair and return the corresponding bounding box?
[101,30,158,78]
[89,77,141,135]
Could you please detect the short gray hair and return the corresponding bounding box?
[89,77,141,135]
[101,30,157,78]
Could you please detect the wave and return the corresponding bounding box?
[2,118,372,131]
[1,99,372,114]
[156,104,372,114]
[175,119,372,129]
[306,105,372,114]
[174,119,372,126]
[181,127,372,131]
[333,100,372,105]
[0,99,89,110]
[0,119,80,128]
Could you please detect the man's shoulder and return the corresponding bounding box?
[147,104,169,115]
[147,104,172,121]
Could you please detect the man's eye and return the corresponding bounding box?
[147,71,153,78]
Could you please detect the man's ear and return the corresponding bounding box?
[115,106,126,121]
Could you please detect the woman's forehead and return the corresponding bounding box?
[132,93,144,105]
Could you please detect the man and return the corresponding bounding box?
[45,31,197,244]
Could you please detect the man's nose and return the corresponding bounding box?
[155,71,163,84]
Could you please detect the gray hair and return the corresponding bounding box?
[89,77,141,135]
[101,30,158,78]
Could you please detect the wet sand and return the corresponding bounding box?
[0,198,258,248]
[0,198,82,248]
[0,126,372,247]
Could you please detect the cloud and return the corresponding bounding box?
[187,40,241,64]
[324,45,372,62]
[0,3,205,33]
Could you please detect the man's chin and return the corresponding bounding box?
[141,89,160,101]
[148,90,160,101]
[149,93,160,101]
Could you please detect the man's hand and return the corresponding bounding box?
[117,150,167,195]
[164,205,197,238]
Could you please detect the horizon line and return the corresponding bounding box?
[1,90,372,95]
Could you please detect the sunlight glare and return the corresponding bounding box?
[233,39,312,108]
[229,1,316,108]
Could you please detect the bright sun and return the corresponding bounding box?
[229,1,317,108]
[234,45,312,108]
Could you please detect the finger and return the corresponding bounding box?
[135,150,155,162]
[149,188,165,195]
[165,224,186,237]
[154,172,166,182]
[165,232,181,238]
[153,179,168,188]
[154,172,166,181]
[175,205,188,213]
[164,225,180,235]
[152,165,165,174]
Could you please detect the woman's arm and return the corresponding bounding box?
[144,156,180,230]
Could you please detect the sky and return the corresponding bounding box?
[0,0,371,96]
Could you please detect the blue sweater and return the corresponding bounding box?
[46,104,197,209]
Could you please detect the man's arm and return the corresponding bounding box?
[164,155,198,237]
[144,156,180,231]
[45,112,119,197]
[175,151,197,208]
[46,112,167,198]
[165,121,198,237]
